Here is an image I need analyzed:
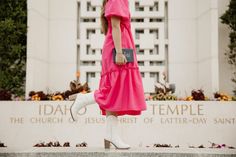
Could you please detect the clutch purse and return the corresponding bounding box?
[112,48,134,63]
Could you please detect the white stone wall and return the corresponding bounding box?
[26,0,49,96]
[168,0,220,97]
[168,0,198,97]
[196,0,219,96]
[26,0,77,97]
[26,0,232,98]
[47,0,77,92]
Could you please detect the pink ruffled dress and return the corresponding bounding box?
[94,0,147,116]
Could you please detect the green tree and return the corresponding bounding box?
[0,0,27,97]
[220,0,236,96]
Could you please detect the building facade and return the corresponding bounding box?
[26,0,232,98]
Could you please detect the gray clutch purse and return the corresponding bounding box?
[112,48,134,63]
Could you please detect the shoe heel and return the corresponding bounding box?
[104,139,110,149]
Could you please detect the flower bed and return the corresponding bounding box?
[1,79,236,101]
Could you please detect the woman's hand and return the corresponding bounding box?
[115,53,127,65]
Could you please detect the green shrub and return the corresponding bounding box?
[220,0,236,96]
[0,0,27,97]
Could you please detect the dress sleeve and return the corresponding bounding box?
[105,0,129,20]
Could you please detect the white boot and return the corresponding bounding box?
[104,115,130,149]
[70,91,96,121]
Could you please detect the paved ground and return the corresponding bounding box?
[0,147,236,157]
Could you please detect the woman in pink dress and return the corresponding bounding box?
[70,0,147,149]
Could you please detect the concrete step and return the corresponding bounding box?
[1,147,236,157]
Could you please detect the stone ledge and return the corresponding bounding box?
[0,148,236,157]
